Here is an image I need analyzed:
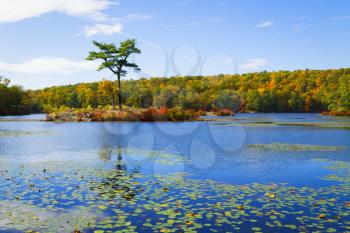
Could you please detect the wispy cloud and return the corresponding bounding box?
[0,0,117,24]
[241,59,267,70]
[82,13,151,37]
[291,24,309,33]
[256,20,273,28]
[330,16,350,22]
[208,17,225,24]
[114,13,152,24]
[296,16,307,20]
[0,57,97,75]
[293,16,307,21]
[83,23,123,36]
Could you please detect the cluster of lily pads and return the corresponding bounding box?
[216,120,350,130]
[0,130,34,137]
[0,152,350,233]
[248,143,345,152]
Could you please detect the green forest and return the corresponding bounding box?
[1,68,350,116]
[0,76,40,115]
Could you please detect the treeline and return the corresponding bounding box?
[2,68,349,115]
[0,76,40,115]
[29,68,350,113]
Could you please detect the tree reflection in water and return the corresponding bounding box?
[94,145,142,202]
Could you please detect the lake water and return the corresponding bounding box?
[0,113,349,232]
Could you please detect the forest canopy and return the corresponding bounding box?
[0,76,40,115]
[1,68,349,115]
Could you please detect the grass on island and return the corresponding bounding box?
[46,106,205,122]
[248,143,346,151]
[321,110,350,117]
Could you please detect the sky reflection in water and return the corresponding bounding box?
[0,113,350,232]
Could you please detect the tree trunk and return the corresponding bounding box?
[117,75,122,110]
[111,93,115,110]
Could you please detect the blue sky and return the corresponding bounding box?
[0,0,349,89]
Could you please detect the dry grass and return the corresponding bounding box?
[47,107,201,122]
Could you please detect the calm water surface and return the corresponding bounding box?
[0,113,349,232]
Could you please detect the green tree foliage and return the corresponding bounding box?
[328,74,350,111]
[214,90,241,112]
[0,76,39,115]
[86,39,141,110]
[29,68,350,113]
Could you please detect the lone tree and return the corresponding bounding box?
[87,39,141,110]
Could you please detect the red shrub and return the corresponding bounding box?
[216,109,233,116]
[159,106,168,114]
[141,108,167,121]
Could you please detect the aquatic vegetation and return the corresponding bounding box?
[1,114,350,232]
[221,121,350,129]
[276,122,350,130]
[0,201,98,232]
[249,143,346,151]
[0,156,350,232]
[0,130,34,137]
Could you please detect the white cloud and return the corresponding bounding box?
[0,0,116,23]
[117,13,152,23]
[241,59,267,70]
[256,20,273,28]
[0,57,98,75]
[83,23,123,36]
[81,13,151,36]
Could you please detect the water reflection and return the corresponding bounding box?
[94,146,142,201]
[0,113,350,232]
[99,148,112,162]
